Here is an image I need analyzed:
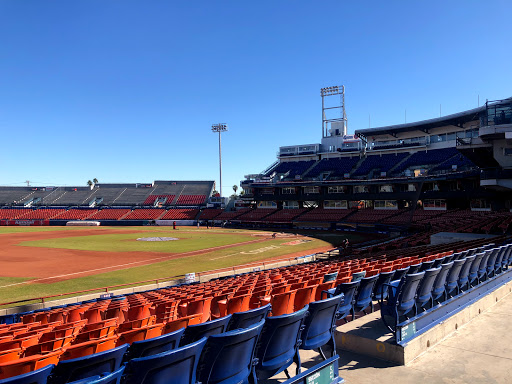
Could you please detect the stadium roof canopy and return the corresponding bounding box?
[355,105,485,140]
[355,97,512,140]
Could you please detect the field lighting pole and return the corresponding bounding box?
[211,123,228,198]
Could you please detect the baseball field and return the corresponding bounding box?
[0,226,373,306]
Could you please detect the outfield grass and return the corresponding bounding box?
[17,230,257,253]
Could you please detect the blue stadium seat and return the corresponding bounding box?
[457,255,476,292]
[477,250,492,283]
[468,253,485,288]
[300,294,343,360]
[415,267,441,311]
[390,266,409,284]
[380,272,425,334]
[47,344,129,384]
[226,304,271,331]
[123,328,185,362]
[323,281,359,322]
[197,320,265,384]
[372,271,395,301]
[432,262,454,304]
[445,259,465,298]
[254,306,309,381]
[0,364,54,384]
[351,275,379,316]
[180,315,232,346]
[485,248,500,279]
[122,337,207,384]
[66,366,124,384]
[351,271,366,282]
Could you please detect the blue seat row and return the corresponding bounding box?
[0,295,345,384]
[380,242,512,335]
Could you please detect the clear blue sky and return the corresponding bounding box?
[1,1,511,196]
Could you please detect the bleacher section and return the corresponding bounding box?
[22,209,66,220]
[215,208,251,221]
[0,181,214,208]
[197,209,223,220]
[345,208,407,224]
[160,209,199,220]
[263,208,309,222]
[53,209,99,221]
[122,209,166,220]
[1,234,509,382]
[267,160,315,180]
[306,157,360,179]
[87,209,131,221]
[351,153,409,178]
[0,208,32,220]
[296,208,356,222]
[391,148,465,176]
[235,208,277,222]
[175,195,206,206]
[143,195,175,206]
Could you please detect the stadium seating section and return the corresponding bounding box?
[0,234,509,382]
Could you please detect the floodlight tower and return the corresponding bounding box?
[211,123,228,198]
[320,85,347,138]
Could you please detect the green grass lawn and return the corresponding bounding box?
[17,230,257,253]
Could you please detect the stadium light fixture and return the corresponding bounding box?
[212,123,228,198]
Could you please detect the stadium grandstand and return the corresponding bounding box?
[0,89,512,383]
[236,93,512,234]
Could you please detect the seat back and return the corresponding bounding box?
[390,267,409,283]
[124,328,185,362]
[322,272,338,283]
[431,262,453,302]
[75,366,125,384]
[416,267,441,308]
[468,253,485,285]
[478,250,492,280]
[227,304,271,331]
[334,281,360,320]
[293,286,316,312]
[301,294,343,351]
[458,255,476,289]
[180,315,231,346]
[407,264,422,274]
[48,344,129,384]
[197,320,265,384]
[122,338,206,384]
[351,271,366,282]
[0,350,62,381]
[353,275,379,313]
[485,248,500,276]
[445,259,465,296]
[393,272,425,315]
[270,291,297,316]
[373,271,395,300]
[254,306,309,381]
[0,364,54,384]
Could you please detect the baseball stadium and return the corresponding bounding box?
[0,89,511,383]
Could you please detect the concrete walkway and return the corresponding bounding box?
[272,288,512,384]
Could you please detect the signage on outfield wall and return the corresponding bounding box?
[0,220,49,226]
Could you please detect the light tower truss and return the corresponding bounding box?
[321,85,347,138]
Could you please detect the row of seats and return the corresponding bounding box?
[3,235,509,381]
[379,243,512,334]
[0,293,345,383]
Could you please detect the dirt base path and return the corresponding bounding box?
[0,228,331,284]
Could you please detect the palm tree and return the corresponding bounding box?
[87,180,93,187]
[232,185,238,195]
[93,178,98,184]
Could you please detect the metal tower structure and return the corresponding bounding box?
[321,85,347,138]
[211,123,228,198]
